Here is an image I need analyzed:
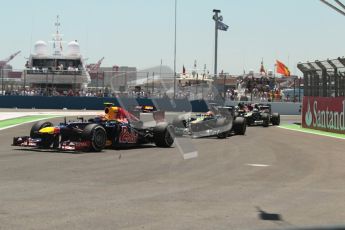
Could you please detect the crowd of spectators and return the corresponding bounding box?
[235,76,284,102]
[1,74,301,102]
[1,88,109,97]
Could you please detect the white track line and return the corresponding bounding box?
[246,163,270,167]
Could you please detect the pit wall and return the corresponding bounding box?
[0,96,301,115]
[302,96,345,134]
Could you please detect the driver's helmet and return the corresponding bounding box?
[104,106,125,121]
[205,111,214,117]
[238,102,245,109]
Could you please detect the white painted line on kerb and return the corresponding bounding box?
[246,163,270,167]
[0,116,61,131]
[278,126,345,140]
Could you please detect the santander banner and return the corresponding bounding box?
[302,96,345,134]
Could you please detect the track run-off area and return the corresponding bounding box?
[0,110,345,230]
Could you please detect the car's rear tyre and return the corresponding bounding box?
[30,121,54,148]
[153,122,174,147]
[233,117,247,135]
[271,113,280,126]
[82,124,106,152]
[262,113,270,127]
[216,131,228,139]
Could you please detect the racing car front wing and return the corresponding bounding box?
[12,136,92,151]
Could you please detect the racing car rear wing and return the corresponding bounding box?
[128,108,165,123]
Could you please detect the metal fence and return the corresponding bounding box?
[298,58,345,97]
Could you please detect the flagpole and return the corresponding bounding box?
[173,0,177,99]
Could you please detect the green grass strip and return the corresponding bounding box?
[0,115,60,129]
[279,123,345,140]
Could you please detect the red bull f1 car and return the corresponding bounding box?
[12,104,174,152]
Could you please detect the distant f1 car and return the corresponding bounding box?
[13,103,174,152]
[236,103,280,127]
[135,105,156,113]
[172,106,246,138]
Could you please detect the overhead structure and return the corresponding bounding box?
[320,0,345,16]
[0,51,21,67]
[297,58,345,97]
[298,2,345,134]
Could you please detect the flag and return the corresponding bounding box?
[260,60,266,75]
[217,21,229,31]
[276,60,290,77]
[182,65,186,75]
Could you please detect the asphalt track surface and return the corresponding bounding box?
[0,114,345,230]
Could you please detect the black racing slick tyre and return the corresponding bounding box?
[82,124,107,152]
[233,117,247,135]
[216,131,228,139]
[153,122,174,147]
[262,113,270,127]
[271,113,280,126]
[30,121,54,148]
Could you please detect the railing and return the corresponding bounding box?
[26,69,83,75]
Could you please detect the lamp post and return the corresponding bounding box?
[1,67,3,95]
[223,72,226,98]
[152,72,155,96]
[213,9,221,78]
[212,10,228,78]
[173,0,177,99]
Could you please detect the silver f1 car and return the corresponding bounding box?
[172,106,246,138]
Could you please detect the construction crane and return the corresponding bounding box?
[320,0,345,16]
[0,51,21,68]
[87,57,105,73]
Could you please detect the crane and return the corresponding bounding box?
[87,57,104,73]
[0,51,21,68]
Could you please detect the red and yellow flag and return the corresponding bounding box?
[276,60,290,77]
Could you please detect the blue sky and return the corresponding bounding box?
[1,0,345,75]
